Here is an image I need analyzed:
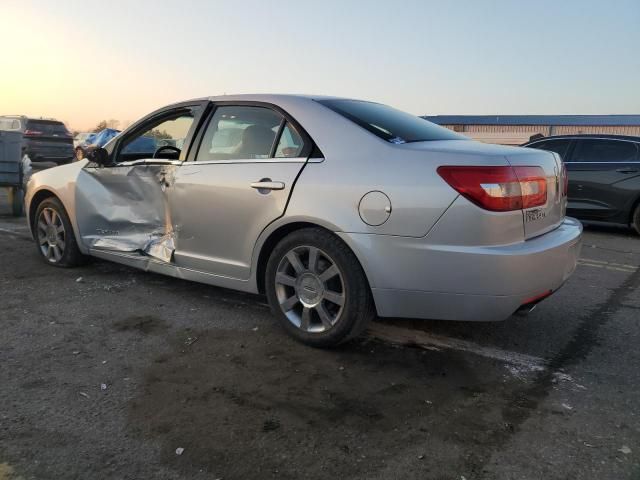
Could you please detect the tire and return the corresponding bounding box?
[265,228,375,347]
[8,187,24,217]
[632,204,640,235]
[34,197,86,267]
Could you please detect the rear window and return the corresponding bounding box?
[26,120,70,136]
[528,139,571,159]
[317,99,464,144]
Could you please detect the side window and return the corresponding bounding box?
[275,122,304,158]
[0,118,22,131]
[572,140,638,163]
[116,110,196,163]
[197,106,283,161]
[529,139,571,160]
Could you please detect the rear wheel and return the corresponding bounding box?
[632,204,640,235]
[265,228,375,347]
[34,197,86,267]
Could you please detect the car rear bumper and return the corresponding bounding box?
[338,217,583,321]
[26,145,74,162]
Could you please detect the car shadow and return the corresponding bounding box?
[580,221,636,238]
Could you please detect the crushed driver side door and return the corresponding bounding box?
[74,102,206,262]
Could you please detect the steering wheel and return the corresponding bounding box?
[153,145,181,159]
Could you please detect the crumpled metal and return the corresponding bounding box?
[75,163,179,263]
[143,231,176,263]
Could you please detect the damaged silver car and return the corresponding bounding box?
[25,95,582,346]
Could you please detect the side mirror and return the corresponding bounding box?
[88,147,111,166]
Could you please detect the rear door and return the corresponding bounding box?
[566,139,640,220]
[170,103,312,280]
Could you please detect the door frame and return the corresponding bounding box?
[87,99,211,167]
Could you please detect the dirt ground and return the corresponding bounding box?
[0,187,639,480]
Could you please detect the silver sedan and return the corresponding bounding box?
[25,95,582,346]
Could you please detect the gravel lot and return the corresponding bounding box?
[0,185,639,480]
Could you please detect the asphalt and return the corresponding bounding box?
[0,184,638,480]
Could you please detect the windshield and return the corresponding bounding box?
[317,99,465,144]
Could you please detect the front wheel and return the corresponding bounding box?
[265,228,375,347]
[34,197,87,267]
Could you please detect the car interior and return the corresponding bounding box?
[197,106,283,161]
[110,105,306,165]
[114,111,196,164]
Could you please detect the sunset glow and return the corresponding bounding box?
[2,0,638,132]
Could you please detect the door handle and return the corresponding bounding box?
[250,179,285,191]
[615,168,639,174]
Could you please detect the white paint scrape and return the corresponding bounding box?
[369,323,547,373]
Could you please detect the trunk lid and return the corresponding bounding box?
[399,140,566,240]
[505,148,566,239]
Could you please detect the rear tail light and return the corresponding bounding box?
[437,165,547,212]
[24,129,43,136]
[561,163,568,197]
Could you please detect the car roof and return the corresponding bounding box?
[149,94,361,119]
[527,134,640,143]
[205,93,354,103]
[0,115,64,123]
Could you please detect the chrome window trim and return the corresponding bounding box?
[191,156,323,165]
[528,137,640,163]
[112,159,183,167]
[528,137,640,146]
[565,161,640,164]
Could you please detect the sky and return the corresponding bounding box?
[1,0,639,131]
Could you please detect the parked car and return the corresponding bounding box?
[74,132,95,149]
[74,128,117,161]
[74,128,157,161]
[0,116,74,165]
[25,95,582,346]
[523,134,640,234]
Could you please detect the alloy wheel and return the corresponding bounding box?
[274,245,345,333]
[37,207,66,263]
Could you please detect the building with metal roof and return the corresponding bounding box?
[422,114,640,145]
